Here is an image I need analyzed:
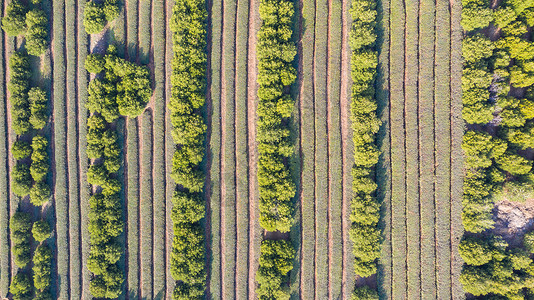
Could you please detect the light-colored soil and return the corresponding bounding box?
[339,0,351,296]
[493,199,534,247]
[247,0,259,294]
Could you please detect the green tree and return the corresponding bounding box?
[11,163,32,197]
[29,87,48,129]
[1,0,27,36]
[12,140,31,160]
[25,9,48,56]
[32,220,51,242]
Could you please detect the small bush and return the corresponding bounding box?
[32,220,51,242]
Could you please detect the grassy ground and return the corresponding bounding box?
[65,0,81,297]
[208,0,223,295]
[141,110,154,299]
[126,119,140,299]
[404,0,420,297]
[152,0,167,297]
[450,0,465,298]
[376,0,392,296]
[222,0,237,296]
[327,0,343,297]
[76,0,91,296]
[419,0,436,297]
[52,0,69,296]
[235,0,250,296]
[434,0,452,297]
[0,0,9,294]
[300,0,316,296]
[314,0,329,296]
[389,0,407,294]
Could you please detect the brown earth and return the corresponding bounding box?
[493,199,534,247]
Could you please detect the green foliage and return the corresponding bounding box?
[495,151,532,175]
[9,272,32,299]
[8,51,31,135]
[462,34,494,63]
[1,0,27,36]
[33,244,52,290]
[459,236,493,265]
[10,212,32,268]
[85,54,105,73]
[30,181,50,206]
[169,0,209,296]
[461,131,506,169]
[255,240,295,300]
[83,0,119,34]
[524,231,534,253]
[30,135,49,182]
[11,163,31,197]
[461,7,493,31]
[11,140,31,160]
[86,51,152,122]
[352,286,379,300]
[28,87,48,130]
[32,220,51,242]
[25,9,48,56]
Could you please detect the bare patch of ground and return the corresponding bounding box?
[493,199,534,247]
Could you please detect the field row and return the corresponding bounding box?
[383,0,463,298]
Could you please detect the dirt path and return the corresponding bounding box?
[339,0,350,296]
[325,0,333,297]
[246,0,259,293]
[219,0,227,295]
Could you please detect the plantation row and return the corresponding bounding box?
[4,0,54,290]
[2,0,48,56]
[255,0,297,296]
[85,47,151,298]
[347,0,381,296]
[460,0,534,298]
[168,0,208,297]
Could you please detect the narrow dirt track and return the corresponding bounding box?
[339,0,352,295]
[246,0,259,294]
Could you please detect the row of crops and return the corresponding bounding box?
[255,0,297,296]
[459,0,534,298]
[1,0,53,297]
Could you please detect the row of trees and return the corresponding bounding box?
[460,0,534,297]
[169,0,208,297]
[1,0,48,56]
[9,212,52,299]
[256,0,297,233]
[85,47,152,122]
[255,0,297,297]
[83,0,119,34]
[85,44,153,298]
[348,0,382,297]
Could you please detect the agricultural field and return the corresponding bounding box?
[1,0,534,298]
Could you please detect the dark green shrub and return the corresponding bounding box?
[32,220,51,242]
[11,163,32,197]
[28,87,48,130]
[25,9,48,56]
[1,0,27,36]
[12,140,31,159]
[9,272,32,299]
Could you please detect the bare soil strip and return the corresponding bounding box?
[339,0,353,295]
[246,0,260,294]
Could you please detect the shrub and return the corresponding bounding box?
[524,231,534,253]
[9,272,32,299]
[12,140,31,159]
[32,220,51,242]
[25,9,48,56]
[83,0,119,34]
[11,163,32,197]
[462,34,495,63]
[30,181,51,206]
[85,54,105,73]
[10,212,32,268]
[352,286,379,300]
[28,87,48,130]
[461,7,493,31]
[1,0,27,36]
[33,244,52,290]
[459,236,493,265]
[255,240,295,299]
